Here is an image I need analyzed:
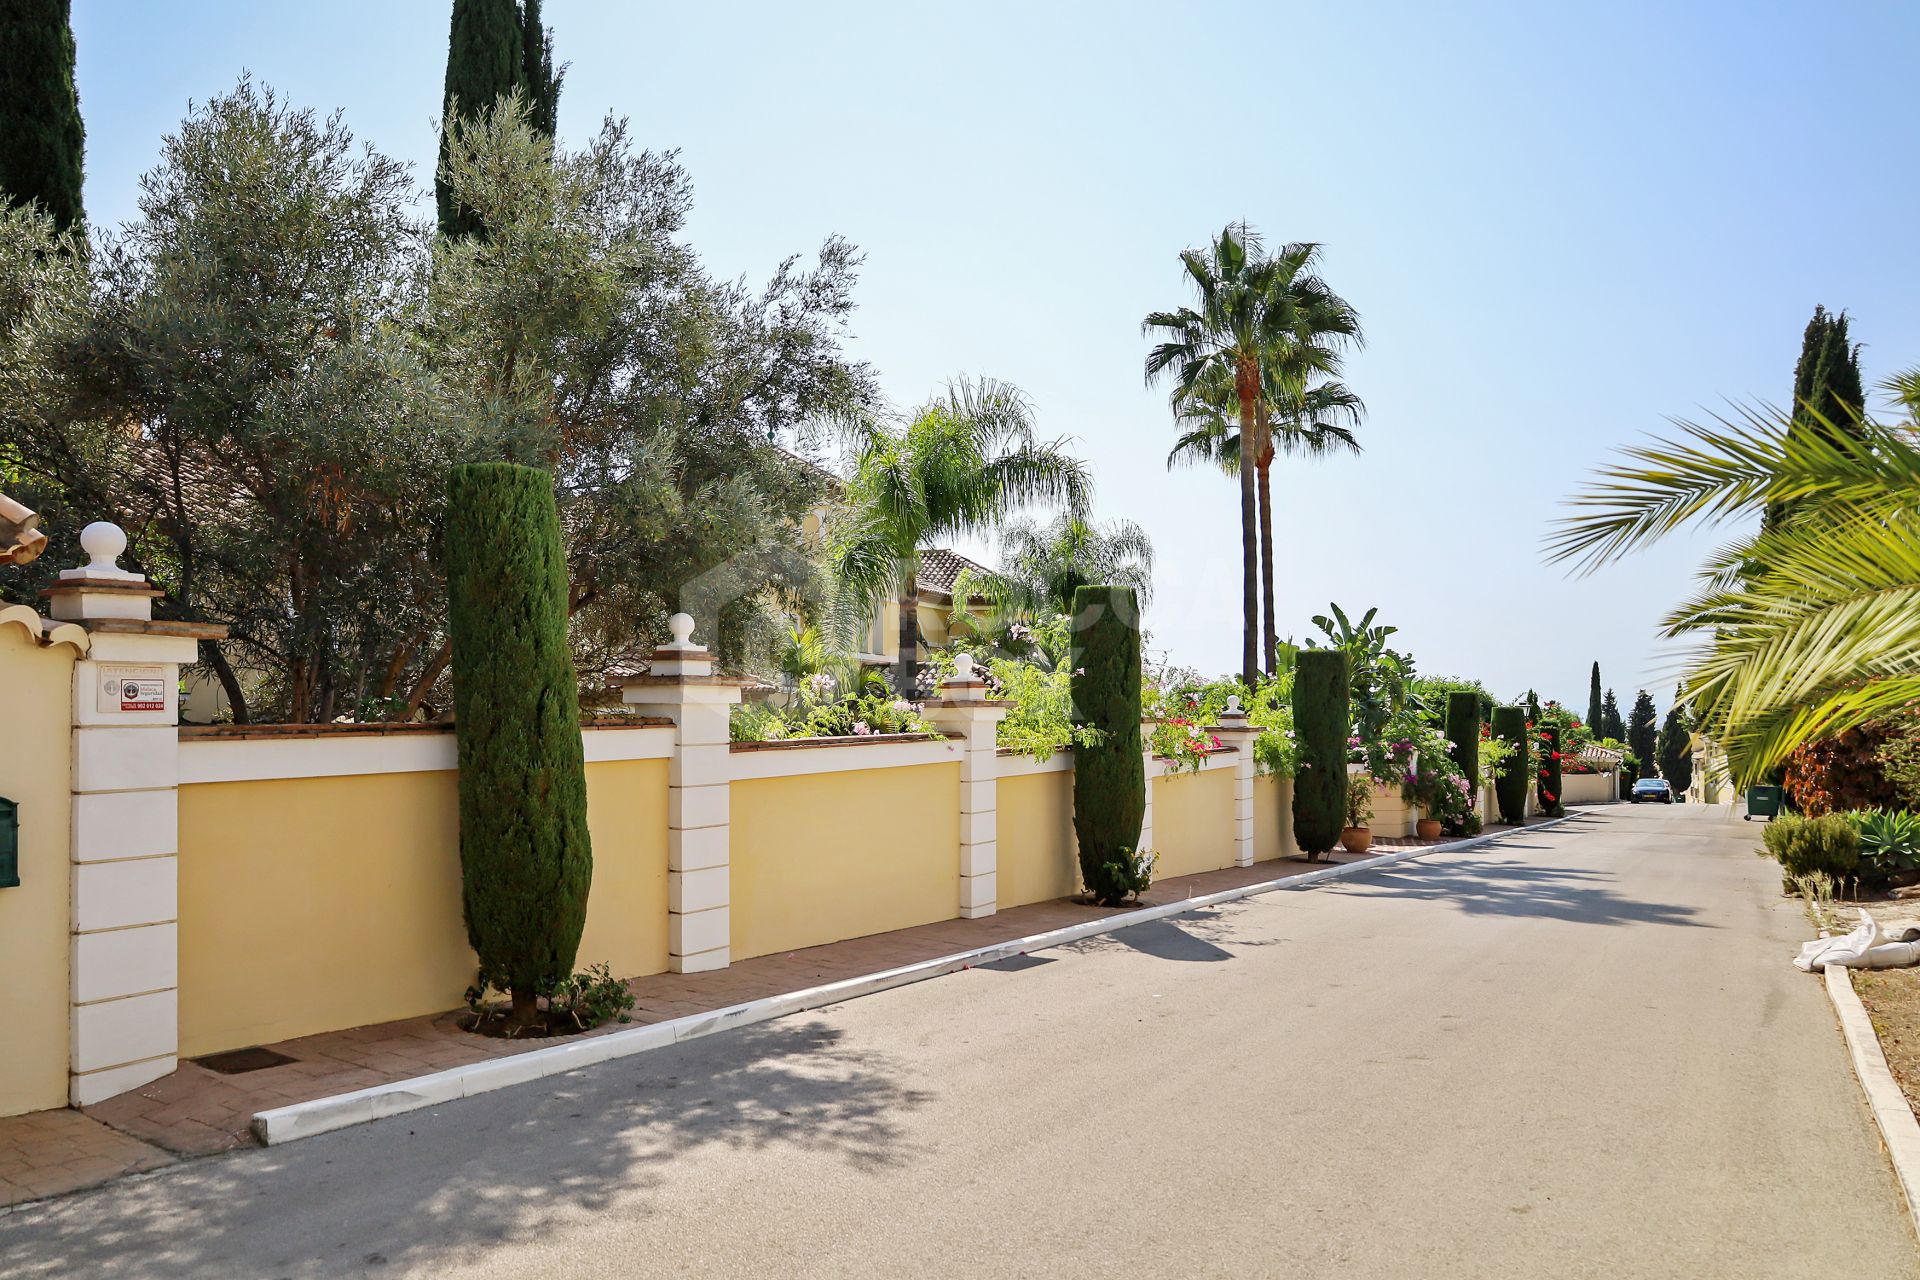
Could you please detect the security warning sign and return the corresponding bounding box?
[97,665,167,713]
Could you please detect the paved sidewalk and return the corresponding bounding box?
[0,821,1526,1207]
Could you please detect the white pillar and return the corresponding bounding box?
[921,653,1008,919]
[1213,696,1258,868]
[1139,721,1159,860]
[622,614,743,973]
[51,523,216,1105]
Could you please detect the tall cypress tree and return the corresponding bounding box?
[1600,688,1624,741]
[437,0,562,238]
[1586,662,1602,734]
[1658,701,1693,794]
[1292,649,1350,860]
[446,462,592,1025]
[1628,690,1659,779]
[0,0,85,232]
[1766,306,1865,531]
[1070,586,1146,905]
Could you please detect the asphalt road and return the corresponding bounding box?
[4,805,1913,1278]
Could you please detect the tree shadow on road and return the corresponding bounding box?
[1322,856,1710,929]
[0,1019,932,1279]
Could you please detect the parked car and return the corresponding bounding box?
[1631,778,1673,804]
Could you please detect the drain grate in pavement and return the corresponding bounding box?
[193,1046,298,1075]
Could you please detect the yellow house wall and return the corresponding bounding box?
[1151,766,1236,880]
[0,626,75,1116]
[731,762,960,959]
[997,768,1079,906]
[177,758,668,1056]
[1253,773,1298,862]
[1370,781,1416,837]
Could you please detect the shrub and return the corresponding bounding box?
[1445,691,1479,787]
[1071,585,1149,905]
[1345,773,1374,828]
[445,462,593,1026]
[1491,706,1528,823]
[1841,810,1920,887]
[1536,725,1564,817]
[1760,813,1860,892]
[1292,649,1350,858]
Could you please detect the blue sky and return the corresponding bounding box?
[69,1,1920,714]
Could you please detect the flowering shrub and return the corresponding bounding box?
[922,647,1101,759]
[730,689,938,743]
[1152,716,1225,772]
[1404,754,1476,833]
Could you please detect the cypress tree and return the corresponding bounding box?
[1766,306,1865,530]
[1291,649,1350,860]
[1525,689,1540,726]
[437,0,561,239]
[1628,690,1659,778]
[1492,706,1527,824]
[1600,688,1624,741]
[445,462,592,1024]
[1658,702,1693,794]
[0,0,85,232]
[1445,691,1479,789]
[1070,585,1146,906]
[1586,662,1602,735]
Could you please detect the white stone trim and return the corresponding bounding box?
[179,732,457,784]
[75,726,179,793]
[728,737,960,781]
[71,989,176,1073]
[581,725,676,762]
[72,924,178,1004]
[73,857,178,932]
[72,790,178,862]
[993,750,1073,777]
[71,1055,177,1107]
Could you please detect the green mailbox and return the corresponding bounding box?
[0,796,15,888]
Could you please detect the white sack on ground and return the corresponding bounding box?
[1795,910,1883,972]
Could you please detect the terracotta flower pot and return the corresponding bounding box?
[1339,826,1373,854]
[1416,818,1442,841]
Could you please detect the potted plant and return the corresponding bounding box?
[1405,756,1473,841]
[1340,773,1374,853]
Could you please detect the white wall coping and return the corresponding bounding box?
[179,723,674,784]
[728,735,960,781]
[994,750,1074,778]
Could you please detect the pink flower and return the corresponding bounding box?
[852,720,872,736]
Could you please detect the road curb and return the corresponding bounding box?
[1823,962,1920,1242]
[251,814,1574,1145]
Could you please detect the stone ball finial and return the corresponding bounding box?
[667,612,697,647]
[1225,694,1243,716]
[953,652,975,681]
[80,521,128,573]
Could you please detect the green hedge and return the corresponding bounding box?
[1492,705,1527,824]
[1070,585,1146,906]
[1292,649,1350,858]
[445,462,593,1022]
[1762,814,1860,893]
[1445,691,1479,787]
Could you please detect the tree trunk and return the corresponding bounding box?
[1256,441,1277,678]
[509,987,540,1030]
[402,641,454,720]
[1234,362,1260,686]
[208,643,251,725]
[894,569,919,698]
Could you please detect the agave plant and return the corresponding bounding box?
[1549,369,1920,787]
[1843,809,1920,879]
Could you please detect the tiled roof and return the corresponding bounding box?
[916,547,993,597]
[1,493,48,566]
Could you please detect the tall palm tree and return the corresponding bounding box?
[950,511,1155,623]
[1171,357,1363,672]
[827,378,1090,696]
[1548,370,1920,786]
[1144,227,1360,683]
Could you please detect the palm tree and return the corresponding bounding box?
[950,512,1155,623]
[827,378,1090,696]
[1548,370,1920,786]
[1144,227,1360,682]
[1171,357,1363,672]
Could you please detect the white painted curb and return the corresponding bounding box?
[252,815,1573,1145]
[1824,962,1920,1241]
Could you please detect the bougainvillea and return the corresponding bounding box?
[1784,722,1904,817]
[1536,724,1565,818]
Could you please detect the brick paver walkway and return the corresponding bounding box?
[0,1109,170,1209]
[1,819,1542,1206]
